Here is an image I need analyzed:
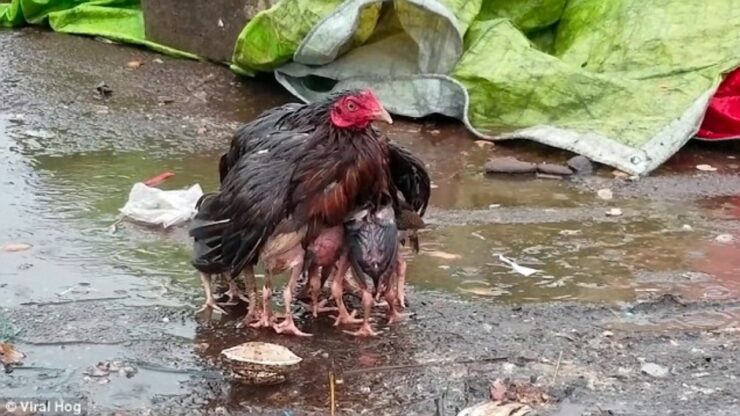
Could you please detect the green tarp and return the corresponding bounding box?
[3,0,739,175]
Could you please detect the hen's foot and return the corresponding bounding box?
[343,322,378,337]
[273,317,312,337]
[331,309,363,326]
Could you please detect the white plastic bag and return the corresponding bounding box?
[120,183,203,228]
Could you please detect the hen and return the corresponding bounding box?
[190,90,395,336]
[214,91,431,325]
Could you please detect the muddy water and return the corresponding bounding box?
[1,29,740,415]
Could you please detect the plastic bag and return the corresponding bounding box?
[120,182,203,228]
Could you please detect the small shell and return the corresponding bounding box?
[221,342,301,367]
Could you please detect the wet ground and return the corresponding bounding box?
[0,28,739,415]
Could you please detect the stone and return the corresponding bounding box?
[537,163,573,176]
[567,155,594,175]
[641,362,669,378]
[484,157,537,174]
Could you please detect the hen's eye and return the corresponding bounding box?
[347,102,357,111]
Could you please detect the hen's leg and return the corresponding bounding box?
[237,266,260,328]
[331,255,362,326]
[396,257,408,309]
[274,261,312,337]
[250,271,274,329]
[196,273,227,319]
[345,289,377,337]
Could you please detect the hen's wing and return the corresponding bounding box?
[192,131,308,277]
[388,142,430,216]
[219,102,305,182]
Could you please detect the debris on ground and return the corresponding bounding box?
[567,155,594,175]
[126,60,144,69]
[21,128,55,140]
[457,401,532,416]
[0,342,25,368]
[498,254,540,277]
[1,243,32,252]
[605,208,623,217]
[596,189,614,200]
[95,81,113,98]
[120,182,203,228]
[696,164,718,172]
[428,250,462,260]
[83,361,137,383]
[485,157,537,174]
[641,362,669,378]
[714,234,734,243]
[488,379,554,406]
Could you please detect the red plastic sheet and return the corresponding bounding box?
[697,68,740,141]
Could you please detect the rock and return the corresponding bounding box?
[641,362,669,378]
[596,189,613,200]
[485,157,537,174]
[715,234,734,243]
[567,155,594,174]
[537,163,573,176]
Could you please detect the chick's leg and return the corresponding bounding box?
[309,265,337,317]
[274,261,312,337]
[331,255,362,326]
[237,266,260,328]
[396,257,408,309]
[196,273,227,319]
[385,271,409,324]
[250,271,274,329]
[345,289,377,337]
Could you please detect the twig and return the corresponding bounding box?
[552,351,563,385]
[20,296,130,307]
[342,356,508,376]
[329,370,336,416]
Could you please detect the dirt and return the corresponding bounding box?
[0,28,739,415]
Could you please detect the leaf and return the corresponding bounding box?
[1,243,32,252]
[696,164,717,172]
[0,342,25,366]
[497,255,540,277]
[490,379,508,401]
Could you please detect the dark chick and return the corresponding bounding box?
[339,203,400,337]
[190,90,395,336]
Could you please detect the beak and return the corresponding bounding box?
[373,106,393,124]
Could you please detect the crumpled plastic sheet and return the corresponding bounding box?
[120,183,203,228]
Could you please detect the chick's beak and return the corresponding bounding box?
[373,106,393,124]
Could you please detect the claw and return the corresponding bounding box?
[196,300,228,318]
[273,317,313,337]
[387,310,410,325]
[343,322,378,337]
[331,309,363,326]
[312,298,337,317]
